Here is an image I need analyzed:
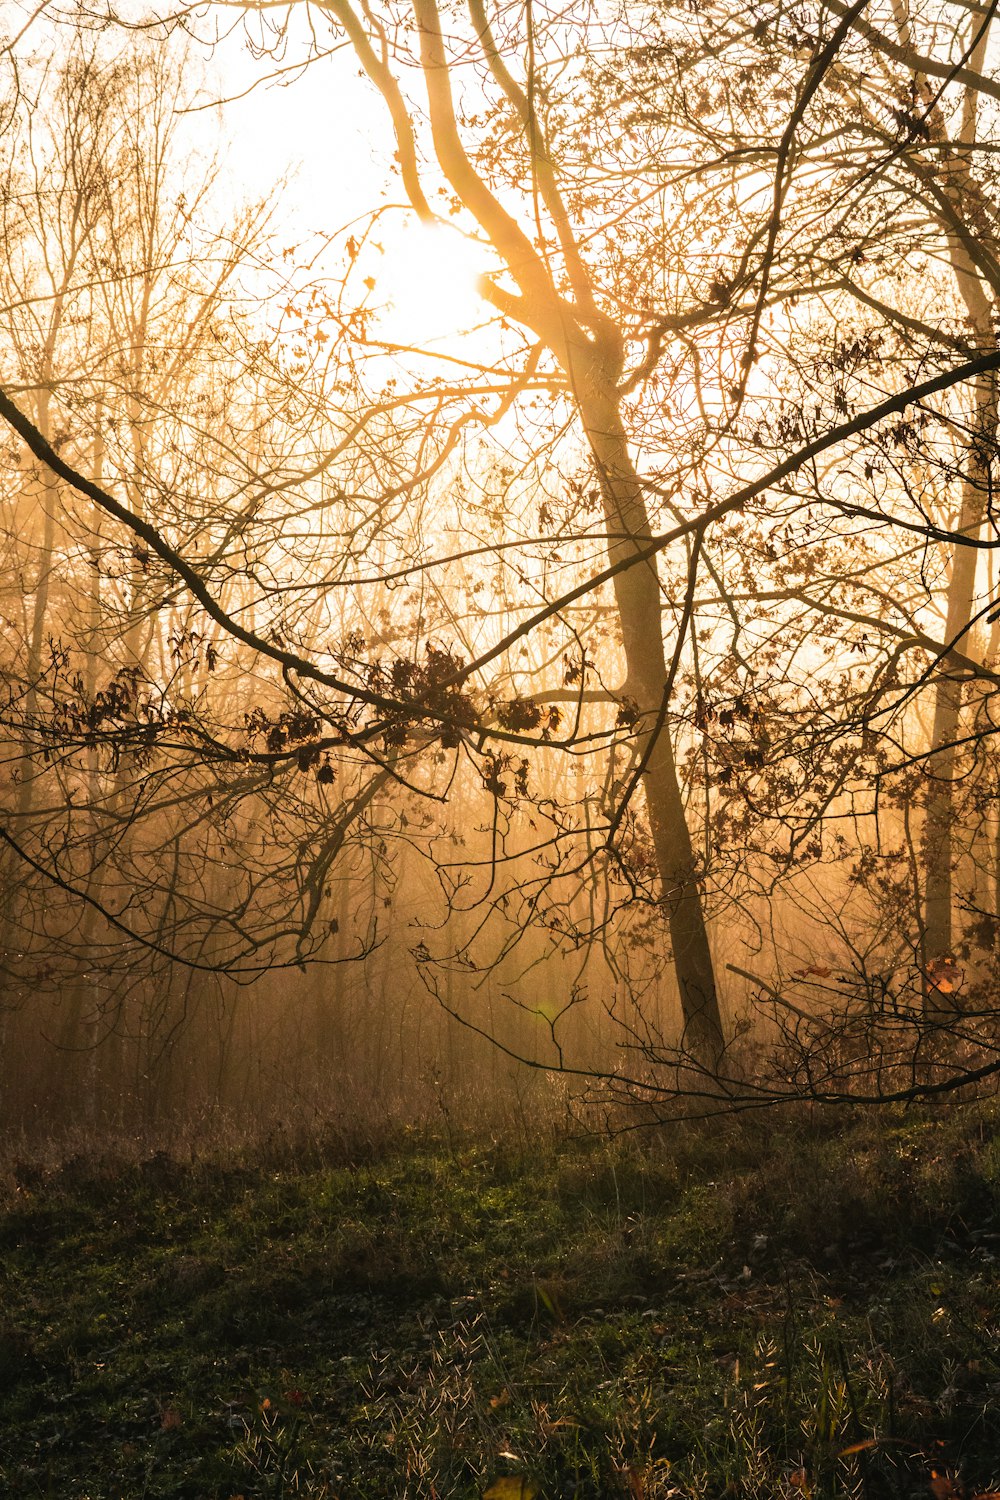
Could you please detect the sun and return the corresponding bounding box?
[375,220,490,351]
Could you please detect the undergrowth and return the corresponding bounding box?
[1,1101,998,1497]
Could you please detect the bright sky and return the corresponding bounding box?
[208,34,393,236]
[2,0,495,357]
[203,26,492,351]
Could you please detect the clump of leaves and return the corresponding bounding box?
[367,643,480,747]
[494,695,561,737]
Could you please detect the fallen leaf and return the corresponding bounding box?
[926,957,962,994]
[534,1280,563,1320]
[483,1479,540,1500]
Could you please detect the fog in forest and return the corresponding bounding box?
[2,0,1000,1145]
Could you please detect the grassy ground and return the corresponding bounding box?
[1,1103,999,1498]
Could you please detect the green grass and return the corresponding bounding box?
[2,1103,999,1497]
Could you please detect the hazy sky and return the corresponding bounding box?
[203,29,395,237]
[204,23,491,349]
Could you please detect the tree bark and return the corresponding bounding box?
[904,10,999,1004]
[581,390,723,1061]
[330,0,726,1059]
[922,371,996,979]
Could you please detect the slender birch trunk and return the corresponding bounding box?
[907,14,999,1005]
[331,0,726,1059]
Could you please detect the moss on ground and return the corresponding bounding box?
[1,1104,999,1497]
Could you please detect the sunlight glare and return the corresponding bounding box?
[376,221,487,350]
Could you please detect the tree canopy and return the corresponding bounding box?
[1,0,1000,1124]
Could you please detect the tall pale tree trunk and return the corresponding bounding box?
[332,0,726,1059]
[922,369,997,977]
[904,12,999,1003]
[582,389,722,1060]
[53,414,107,1116]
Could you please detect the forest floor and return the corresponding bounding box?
[1,1102,999,1499]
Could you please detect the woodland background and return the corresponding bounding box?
[1,0,1000,1134]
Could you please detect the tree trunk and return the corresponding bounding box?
[370,0,728,1060]
[914,13,997,1007]
[922,372,996,978]
[582,389,723,1061]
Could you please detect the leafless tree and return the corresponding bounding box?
[3,1,1000,1119]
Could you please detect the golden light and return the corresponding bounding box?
[375,220,489,350]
